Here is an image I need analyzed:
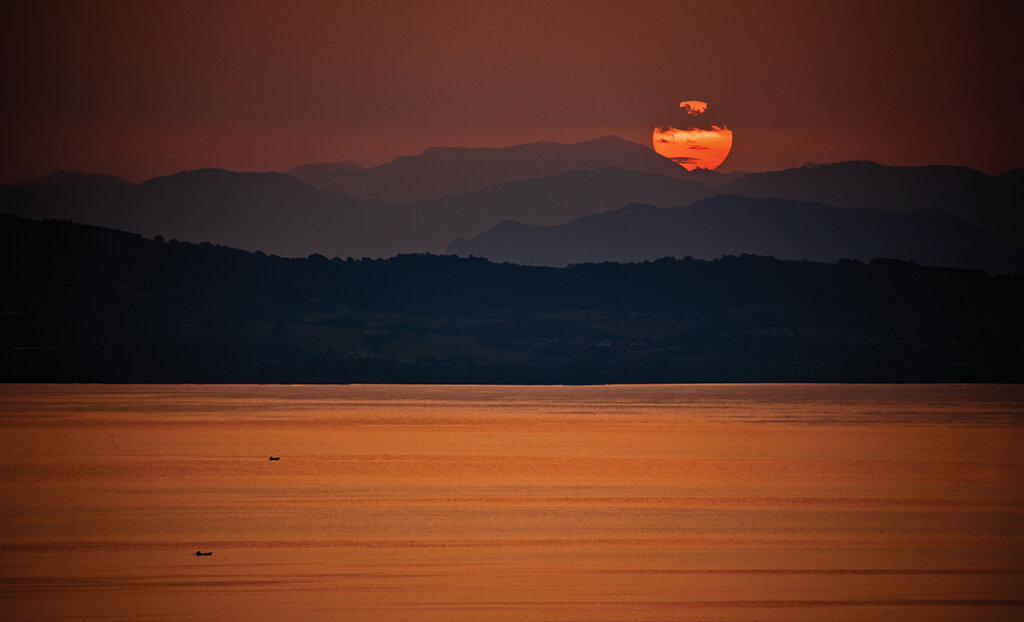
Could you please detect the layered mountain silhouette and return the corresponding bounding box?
[392,167,712,253]
[3,136,1022,272]
[2,138,698,258]
[447,196,1024,275]
[2,167,702,259]
[717,161,1024,244]
[284,135,688,204]
[0,170,399,259]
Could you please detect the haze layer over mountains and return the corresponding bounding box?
[3,136,1022,274]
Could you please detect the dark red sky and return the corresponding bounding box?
[2,0,1022,182]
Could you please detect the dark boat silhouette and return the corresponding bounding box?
[195,550,212,556]
[269,456,280,460]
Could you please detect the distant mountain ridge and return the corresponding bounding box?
[0,169,400,259]
[447,195,1024,275]
[718,160,1024,243]
[392,167,713,252]
[282,150,1024,244]
[284,135,689,204]
[0,165,712,258]
[1,169,131,189]
[3,139,1021,270]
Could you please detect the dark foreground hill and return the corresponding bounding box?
[3,215,1022,383]
[447,196,1024,274]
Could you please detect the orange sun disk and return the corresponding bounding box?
[652,125,733,171]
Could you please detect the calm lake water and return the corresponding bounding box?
[1,384,1022,621]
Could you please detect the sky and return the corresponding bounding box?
[2,0,1022,182]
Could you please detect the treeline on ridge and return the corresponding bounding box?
[3,215,1022,383]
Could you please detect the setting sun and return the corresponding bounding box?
[653,100,733,170]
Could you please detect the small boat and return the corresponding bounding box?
[268,456,280,461]
[195,550,212,556]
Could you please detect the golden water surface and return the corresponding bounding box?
[1,384,1022,621]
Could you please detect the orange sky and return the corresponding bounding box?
[1,1,1022,181]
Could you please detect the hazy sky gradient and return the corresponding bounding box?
[2,0,1022,181]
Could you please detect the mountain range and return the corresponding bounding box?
[720,160,1024,243]
[2,136,1021,272]
[285,135,689,204]
[0,170,398,259]
[447,196,1024,274]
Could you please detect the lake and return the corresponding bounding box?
[1,384,1022,621]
